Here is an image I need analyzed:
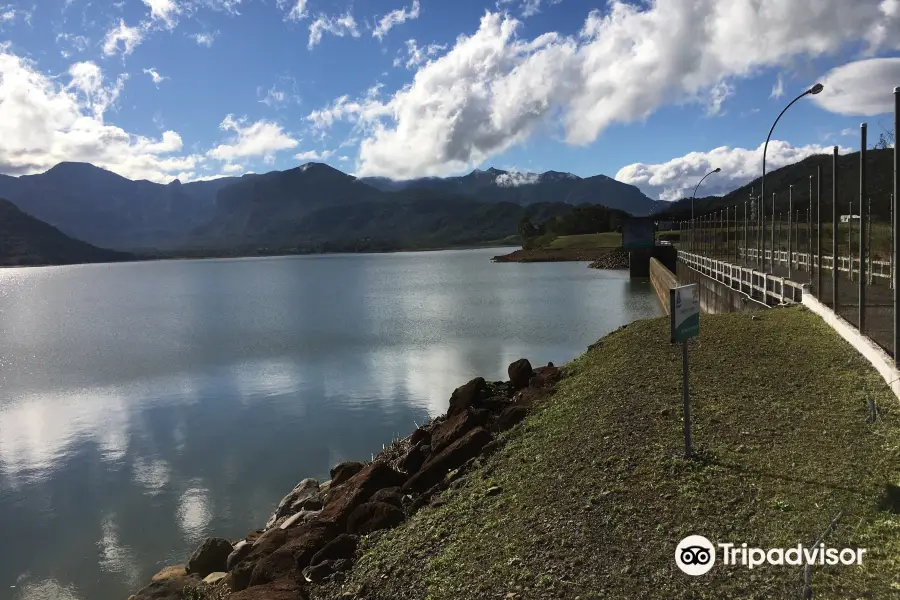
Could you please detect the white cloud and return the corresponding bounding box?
[258,79,300,109]
[206,115,299,163]
[308,12,360,49]
[496,171,540,186]
[143,67,168,86]
[278,0,308,21]
[102,20,145,57]
[294,149,334,161]
[191,31,216,47]
[0,5,31,26]
[393,39,446,70]
[812,57,900,116]
[143,0,180,28]
[521,0,563,18]
[222,162,244,173]
[373,0,420,41]
[841,127,856,136]
[706,80,734,116]
[615,141,852,201]
[56,33,91,59]
[307,1,900,180]
[0,51,201,182]
[770,73,784,99]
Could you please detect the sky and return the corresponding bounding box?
[2,0,900,201]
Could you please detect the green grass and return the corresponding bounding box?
[313,308,900,600]
[543,232,623,249]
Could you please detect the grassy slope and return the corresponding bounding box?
[313,308,900,600]
[544,232,623,249]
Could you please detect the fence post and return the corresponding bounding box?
[894,88,900,365]
[817,163,822,296]
[788,185,793,280]
[744,200,748,263]
[849,200,854,283]
[860,123,867,332]
[833,146,839,311]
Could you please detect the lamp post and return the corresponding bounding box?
[763,82,825,271]
[691,167,721,253]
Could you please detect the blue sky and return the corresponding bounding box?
[2,0,900,200]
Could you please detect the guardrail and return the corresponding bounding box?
[739,248,892,284]
[679,251,804,305]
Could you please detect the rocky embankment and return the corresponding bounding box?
[491,247,615,263]
[587,249,628,269]
[128,358,563,600]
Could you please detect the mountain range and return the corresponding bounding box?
[0,162,659,253]
[0,198,131,267]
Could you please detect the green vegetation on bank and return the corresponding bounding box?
[314,308,900,600]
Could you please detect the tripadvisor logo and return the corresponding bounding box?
[675,535,867,576]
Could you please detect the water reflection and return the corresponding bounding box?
[0,249,660,599]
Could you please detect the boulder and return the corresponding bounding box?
[129,574,200,600]
[430,409,478,454]
[227,541,253,571]
[151,566,186,581]
[266,479,321,529]
[330,461,365,488]
[530,364,562,389]
[202,572,227,585]
[226,578,307,600]
[513,387,551,409]
[186,537,233,577]
[480,395,512,413]
[318,462,407,529]
[309,534,359,565]
[497,405,528,431]
[279,509,320,530]
[369,487,404,508]
[347,502,405,536]
[247,520,338,587]
[447,377,488,416]
[402,427,493,494]
[508,359,533,391]
[302,560,334,583]
[408,427,431,446]
[397,443,428,475]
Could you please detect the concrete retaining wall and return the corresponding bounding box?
[649,258,677,314]
[802,289,900,403]
[676,261,767,314]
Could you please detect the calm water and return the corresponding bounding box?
[0,248,660,600]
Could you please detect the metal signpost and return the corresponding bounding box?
[670,283,700,458]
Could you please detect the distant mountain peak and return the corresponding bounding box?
[168,178,182,186]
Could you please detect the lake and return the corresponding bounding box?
[0,248,661,599]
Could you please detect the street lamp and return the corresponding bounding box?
[691,167,721,252]
[762,82,824,269]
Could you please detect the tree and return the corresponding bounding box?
[517,215,538,241]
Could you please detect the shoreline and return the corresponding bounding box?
[129,359,564,600]
[492,246,629,269]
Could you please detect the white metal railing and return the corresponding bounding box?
[679,251,804,305]
[739,248,892,285]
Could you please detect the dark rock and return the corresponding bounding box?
[227,540,254,571]
[302,560,334,583]
[248,520,338,587]
[186,537,233,577]
[408,427,431,446]
[319,462,407,529]
[486,486,503,496]
[480,395,511,413]
[266,479,320,529]
[447,377,488,416]
[369,487,404,508]
[513,387,551,408]
[497,405,528,431]
[402,427,493,494]
[226,578,307,600]
[530,365,562,389]
[508,359,533,391]
[129,574,201,599]
[347,501,405,535]
[397,443,428,475]
[431,409,478,454]
[330,462,366,488]
[310,534,359,565]
[547,361,554,367]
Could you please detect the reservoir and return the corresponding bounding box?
[0,248,661,599]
